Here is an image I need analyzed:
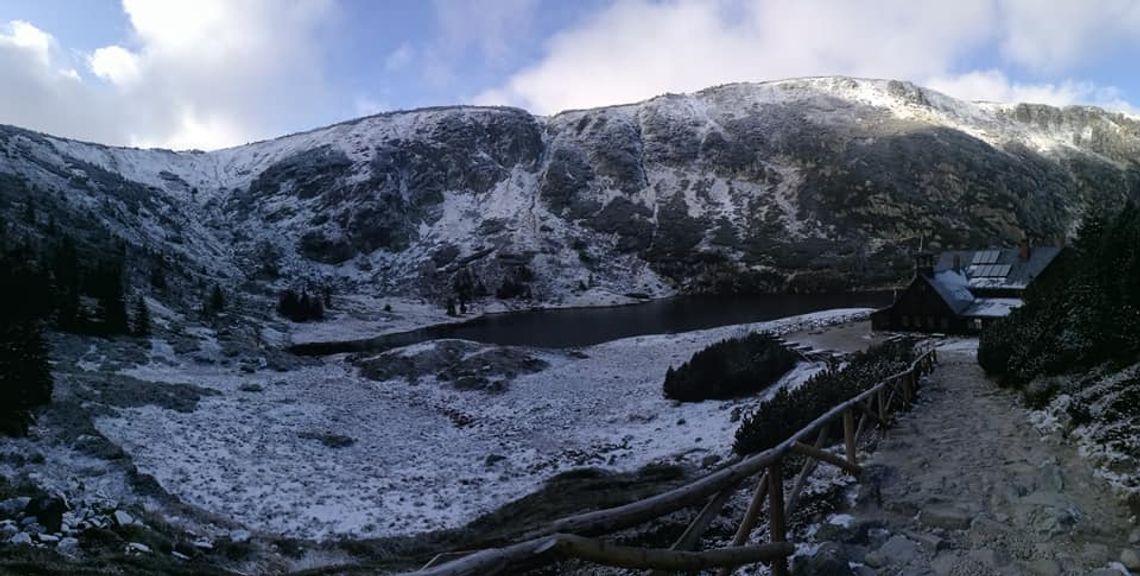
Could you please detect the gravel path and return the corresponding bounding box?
[820,345,1140,575]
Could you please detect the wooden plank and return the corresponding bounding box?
[843,409,857,468]
[854,410,869,443]
[855,401,887,429]
[662,481,741,556]
[768,461,788,576]
[877,388,887,425]
[414,534,795,575]
[792,441,862,476]
[715,472,769,576]
[785,427,828,518]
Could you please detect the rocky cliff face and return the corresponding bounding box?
[2,77,1139,310]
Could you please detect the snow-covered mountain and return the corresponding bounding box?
[3,77,1139,310]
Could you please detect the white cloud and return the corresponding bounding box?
[1,20,52,65]
[0,0,335,150]
[384,42,415,72]
[478,0,1136,115]
[353,95,387,117]
[996,0,1140,73]
[928,70,1137,114]
[431,0,537,65]
[423,0,537,89]
[89,45,141,86]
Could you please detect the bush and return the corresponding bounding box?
[663,332,798,402]
[733,339,915,455]
[277,289,325,322]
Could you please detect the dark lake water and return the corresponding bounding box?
[292,292,893,355]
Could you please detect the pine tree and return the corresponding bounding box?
[0,320,53,436]
[133,296,151,337]
[94,260,129,335]
[52,236,81,330]
[207,285,225,315]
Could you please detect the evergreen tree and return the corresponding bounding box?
[206,284,225,315]
[93,260,129,335]
[0,320,53,436]
[133,296,151,337]
[52,236,81,330]
[149,266,167,292]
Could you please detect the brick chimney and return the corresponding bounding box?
[1018,239,1031,260]
[953,254,962,273]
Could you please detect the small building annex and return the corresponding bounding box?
[870,244,1063,334]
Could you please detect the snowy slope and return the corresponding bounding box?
[2,77,1140,314]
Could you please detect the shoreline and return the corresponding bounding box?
[287,290,893,356]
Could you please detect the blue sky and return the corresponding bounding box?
[1,0,1138,150]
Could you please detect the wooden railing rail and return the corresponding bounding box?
[414,346,939,576]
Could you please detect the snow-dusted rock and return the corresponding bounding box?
[7,532,32,546]
[1121,549,1140,572]
[0,497,29,517]
[229,528,251,543]
[113,510,137,527]
[57,537,81,557]
[126,542,152,554]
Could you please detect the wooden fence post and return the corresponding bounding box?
[843,409,857,467]
[768,460,787,576]
[716,472,769,576]
[877,387,887,425]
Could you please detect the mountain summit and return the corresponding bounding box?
[2,77,1138,309]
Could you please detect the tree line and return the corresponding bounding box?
[978,202,1140,404]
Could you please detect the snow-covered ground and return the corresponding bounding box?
[95,308,869,540]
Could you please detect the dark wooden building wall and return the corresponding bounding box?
[870,277,973,334]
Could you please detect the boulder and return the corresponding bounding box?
[57,537,80,557]
[1024,558,1061,576]
[1121,548,1140,572]
[864,535,918,568]
[126,542,152,554]
[0,497,30,517]
[113,510,136,528]
[8,532,32,546]
[229,528,251,543]
[793,542,856,576]
[918,505,972,530]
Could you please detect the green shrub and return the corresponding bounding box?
[663,332,798,402]
[733,339,915,455]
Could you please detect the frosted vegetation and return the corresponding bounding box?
[979,203,1140,498]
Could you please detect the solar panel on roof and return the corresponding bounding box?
[996,264,1011,277]
[973,250,1000,264]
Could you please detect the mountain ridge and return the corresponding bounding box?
[2,76,1139,317]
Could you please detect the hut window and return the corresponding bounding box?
[927,316,935,328]
[901,315,909,327]
[941,318,949,330]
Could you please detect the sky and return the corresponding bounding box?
[1,0,1139,151]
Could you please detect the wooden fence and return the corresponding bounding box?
[414,346,940,576]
